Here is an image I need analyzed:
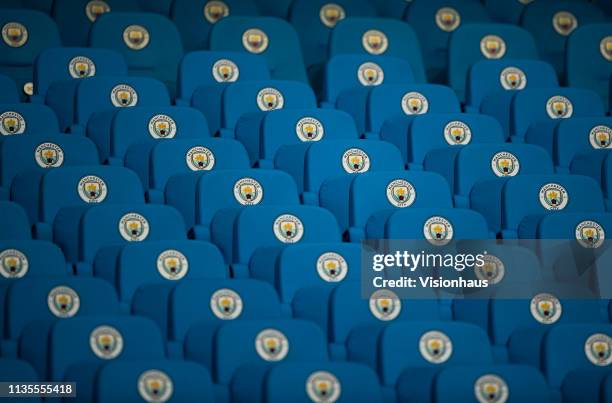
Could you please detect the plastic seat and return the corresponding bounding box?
[138,0,172,14]
[571,151,612,210]
[0,104,59,140]
[210,16,307,82]
[0,74,19,104]
[563,368,612,403]
[0,240,67,282]
[0,359,38,386]
[483,0,537,24]
[255,0,291,18]
[0,202,30,240]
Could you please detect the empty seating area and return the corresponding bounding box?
[1,0,612,401]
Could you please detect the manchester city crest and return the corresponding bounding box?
[474,375,509,403]
[212,59,239,83]
[341,148,371,173]
[589,125,612,149]
[47,286,80,318]
[539,183,569,210]
[156,249,189,280]
[273,214,304,243]
[546,95,573,119]
[138,370,174,403]
[34,142,64,168]
[386,179,416,208]
[185,146,215,171]
[256,87,284,111]
[499,66,527,90]
[585,333,612,366]
[110,84,138,107]
[553,11,577,36]
[444,120,472,145]
[123,25,150,50]
[148,114,177,139]
[357,62,384,86]
[85,0,110,22]
[242,28,269,54]
[320,3,345,28]
[255,328,289,361]
[0,111,26,136]
[600,36,612,61]
[69,56,96,79]
[90,325,123,359]
[401,91,429,115]
[369,289,402,321]
[306,371,342,403]
[530,293,562,324]
[575,220,605,249]
[423,216,454,246]
[210,288,243,320]
[77,175,108,203]
[474,254,505,285]
[316,252,348,282]
[435,7,461,32]
[480,35,506,59]
[204,1,229,24]
[0,249,28,279]
[362,29,388,55]
[118,212,150,242]
[491,151,520,177]
[419,330,453,364]
[296,117,324,142]
[2,22,28,48]
[233,177,264,205]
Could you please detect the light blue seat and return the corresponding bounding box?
[571,151,612,210]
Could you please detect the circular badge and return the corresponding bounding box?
[255,329,289,361]
[362,29,388,55]
[546,96,573,119]
[242,28,269,54]
[23,82,33,96]
[444,121,472,145]
[212,59,239,83]
[589,125,612,149]
[585,333,612,366]
[273,214,304,244]
[575,220,606,249]
[539,183,569,211]
[0,111,26,136]
[138,370,173,403]
[316,252,348,282]
[185,146,215,171]
[68,56,96,79]
[419,330,453,364]
[474,375,509,403]
[2,22,28,48]
[306,371,342,403]
[600,36,612,61]
[475,254,505,285]
[490,151,520,177]
[118,213,150,242]
[233,177,264,206]
[148,114,177,139]
[296,117,324,142]
[47,286,80,318]
[553,11,577,36]
[357,62,384,86]
[342,148,371,174]
[435,7,461,32]
[85,0,110,22]
[204,1,229,24]
[256,87,284,111]
[78,175,108,203]
[156,249,189,280]
[210,288,243,320]
[34,143,65,168]
[0,249,28,279]
[90,325,123,359]
[480,35,506,59]
[110,84,138,107]
[123,25,150,50]
[369,289,402,321]
[499,66,527,90]
[401,91,429,115]
[530,293,562,324]
[386,179,416,208]
[320,3,345,28]
[423,216,454,246]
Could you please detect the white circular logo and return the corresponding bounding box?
[475,254,505,285]
[156,249,189,280]
[0,249,28,279]
[123,25,150,50]
[23,82,33,96]
[401,92,429,115]
[306,371,342,403]
[110,84,138,107]
[296,117,324,142]
[539,183,569,210]
[204,1,229,24]
[35,143,64,168]
[2,22,28,47]
[553,11,577,36]
[185,146,215,171]
[419,330,453,364]
[589,126,612,149]
[357,62,384,86]
[600,36,612,61]
[210,288,243,320]
[546,96,573,119]
[85,0,110,22]
[575,220,606,249]
[435,7,461,32]
[320,3,345,28]
[233,177,264,205]
[138,370,173,403]
[212,59,239,83]
[256,87,284,111]
[242,28,269,54]
[474,375,509,403]
[423,216,454,246]
[0,111,26,135]
[255,329,289,361]
[90,325,123,359]
[499,67,527,90]
[316,252,348,282]
[444,121,472,145]
[386,179,416,208]
[480,35,506,59]
[530,293,562,324]
[369,289,401,321]
[273,214,304,243]
[585,333,612,366]
[118,213,150,242]
[78,175,108,203]
[362,29,388,55]
[148,114,177,139]
[47,286,80,318]
[68,56,96,79]
[341,148,370,173]
[491,152,520,177]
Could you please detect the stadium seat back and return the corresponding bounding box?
[0,202,30,240]
[0,104,59,138]
[0,240,66,284]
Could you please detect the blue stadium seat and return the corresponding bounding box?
[0,202,30,240]
[368,0,408,18]
[329,17,426,84]
[448,23,538,102]
[275,140,404,205]
[0,359,38,388]
[171,0,259,52]
[0,74,19,104]
[33,47,128,104]
[0,240,67,282]
[483,0,533,24]
[138,0,172,15]
[571,150,612,210]
[562,368,612,403]
[210,16,308,82]
[0,104,59,138]
[320,171,453,242]
[235,108,359,168]
[405,0,490,83]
